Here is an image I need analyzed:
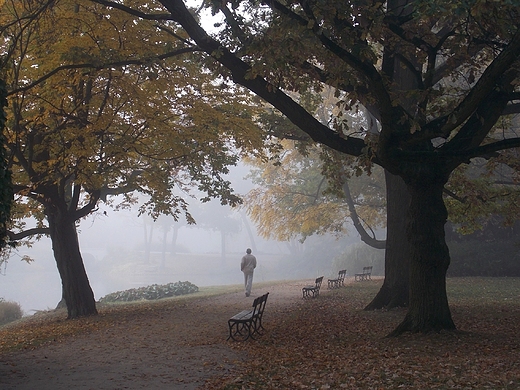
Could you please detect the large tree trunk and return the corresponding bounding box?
[365,171,410,310]
[389,176,455,335]
[364,0,415,311]
[47,204,97,319]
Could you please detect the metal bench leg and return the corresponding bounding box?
[228,321,252,341]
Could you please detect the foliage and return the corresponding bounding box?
[20,0,520,329]
[244,140,385,242]
[445,156,520,235]
[98,281,199,303]
[117,0,520,332]
[2,0,265,238]
[1,0,265,317]
[448,240,520,277]
[0,298,23,326]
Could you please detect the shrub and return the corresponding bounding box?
[99,281,199,303]
[0,298,23,326]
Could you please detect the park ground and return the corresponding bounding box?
[0,277,519,389]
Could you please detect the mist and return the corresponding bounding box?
[0,163,368,316]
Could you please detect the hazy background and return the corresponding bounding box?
[0,164,376,315]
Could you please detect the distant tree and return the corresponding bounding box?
[244,140,386,244]
[2,0,263,318]
[139,213,182,268]
[192,200,241,261]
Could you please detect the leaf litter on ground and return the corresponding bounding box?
[205,278,520,390]
[0,278,519,389]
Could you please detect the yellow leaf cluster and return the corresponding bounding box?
[1,0,265,231]
[244,141,385,241]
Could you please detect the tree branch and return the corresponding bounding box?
[7,227,50,241]
[72,190,101,221]
[342,181,386,249]
[98,170,144,201]
[399,136,520,163]
[270,0,397,124]
[155,0,367,158]
[424,28,520,138]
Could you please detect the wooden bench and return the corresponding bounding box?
[227,292,269,341]
[327,269,347,289]
[355,266,373,281]
[302,276,323,299]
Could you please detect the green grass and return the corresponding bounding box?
[446,276,520,305]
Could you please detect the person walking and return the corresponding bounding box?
[241,248,257,297]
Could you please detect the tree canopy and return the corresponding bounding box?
[89,0,520,334]
[4,0,263,221]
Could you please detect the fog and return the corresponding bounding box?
[0,164,365,315]
[0,205,289,315]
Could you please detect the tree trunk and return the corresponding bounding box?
[365,171,410,310]
[220,230,226,264]
[364,0,416,311]
[241,211,258,253]
[47,204,97,319]
[389,176,455,335]
[161,227,168,270]
[170,225,178,256]
[143,219,153,263]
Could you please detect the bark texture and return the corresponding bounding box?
[365,171,410,310]
[389,173,455,335]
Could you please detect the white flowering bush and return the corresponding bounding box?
[99,281,199,303]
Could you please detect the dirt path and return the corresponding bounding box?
[0,281,308,390]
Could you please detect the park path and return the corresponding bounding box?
[0,280,307,390]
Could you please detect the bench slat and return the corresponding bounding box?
[230,309,253,321]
